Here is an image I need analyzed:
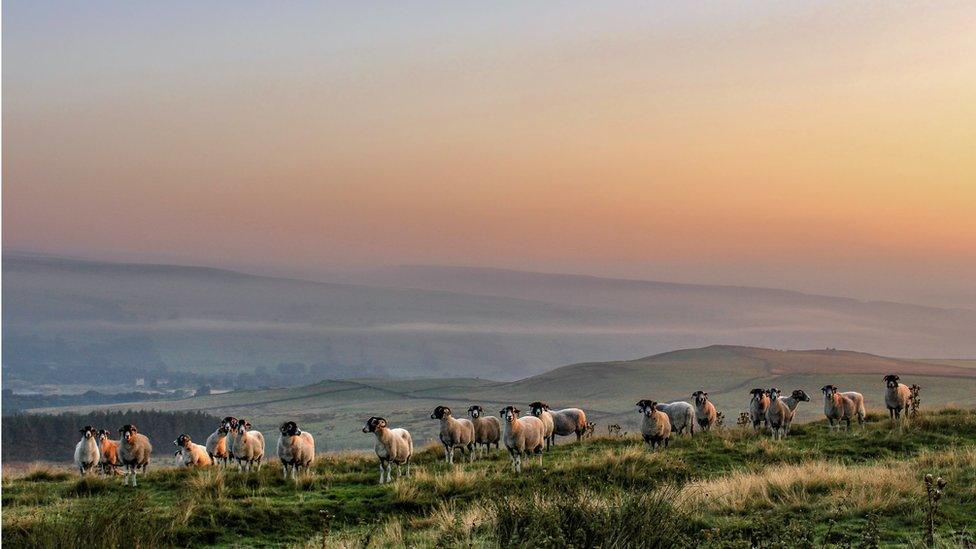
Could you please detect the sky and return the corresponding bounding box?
[4,1,975,303]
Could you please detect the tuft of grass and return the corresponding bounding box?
[21,465,72,482]
[490,487,690,548]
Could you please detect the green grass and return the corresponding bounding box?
[4,409,975,547]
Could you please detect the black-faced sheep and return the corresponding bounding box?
[174,434,211,467]
[537,404,587,442]
[96,429,121,475]
[467,405,501,456]
[231,419,265,472]
[431,405,476,464]
[821,385,859,431]
[636,400,671,450]
[528,401,556,450]
[765,388,793,440]
[884,374,912,421]
[363,416,412,484]
[74,425,100,475]
[499,405,545,473]
[277,421,315,481]
[119,424,152,486]
[692,391,718,431]
[748,388,770,431]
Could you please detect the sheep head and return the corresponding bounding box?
[749,388,766,401]
[884,374,900,388]
[692,390,708,405]
[430,405,452,419]
[791,389,811,402]
[467,405,484,418]
[768,388,782,400]
[500,406,520,422]
[79,425,95,439]
[635,399,657,416]
[528,401,549,416]
[362,416,387,433]
[820,385,838,398]
[280,421,301,436]
[174,434,192,448]
[222,416,239,431]
[119,424,138,442]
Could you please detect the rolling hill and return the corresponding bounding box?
[5,254,976,391]
[37,345,976,451]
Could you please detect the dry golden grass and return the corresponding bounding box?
[677,448,976,515]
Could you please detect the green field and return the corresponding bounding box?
[38,346,976,451]
[3,409,975,547]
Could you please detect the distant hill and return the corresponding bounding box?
[4,254,976,391]
[36,345,976,451]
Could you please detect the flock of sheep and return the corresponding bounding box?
[73,374,915,484]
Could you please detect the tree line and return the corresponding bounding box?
[2,410,221,463]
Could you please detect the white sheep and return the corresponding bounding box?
[691,391,718,432]
[362,416,413,484]
[656,401,697,436]
[748,388,770,431]
[841,390,867,429]
[174,434,211,467]
[636,400,671,450]
[884,374,912,422]
[277,421,315,481]
[231,419,265,472]
[118,424,152,486]
[431,406,476,464]
[74,425,100,475]
[528,401,556,450]
[499,405,545,473]
[467,405,501,457]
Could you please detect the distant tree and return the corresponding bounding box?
[194,384,212,397]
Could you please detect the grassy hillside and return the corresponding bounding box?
[35,346,976,452]
[3,409,975,547]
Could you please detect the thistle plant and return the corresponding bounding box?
[923,473,947,546]
[909,385,922,419]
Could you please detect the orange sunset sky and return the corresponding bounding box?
[3,2,975,302]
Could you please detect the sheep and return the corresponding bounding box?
[655,401,697,436]
[884,374,912,422]
[545,405,588,442]
[229,420,265,472]
[636,400,671,450]
[174,434,212,468]
[221,416,240,466]
[691,391,718,432]
[841,390,867,429]
[206,426,230,466]
[74,425,100,476]
[467,405,501,457]
[499,405,545,473]
[118,424,152,486]
[277,421,315,481]
[820,385,859,431]
[96,429,121,475]
[362,416,413,484]
[431,405,476,464]
[528,401,557,450]
[764,388,792,440]
[748,388,770,431]
[778,389,811,435]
